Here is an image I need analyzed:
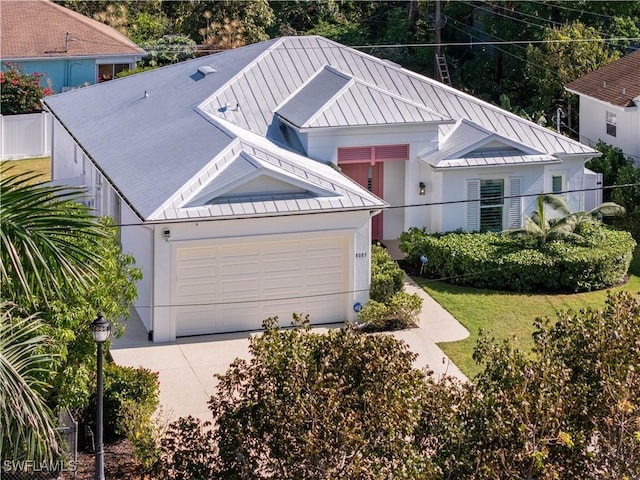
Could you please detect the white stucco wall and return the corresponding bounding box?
[150,210,372,342]
[119,204,153,332]
[578,96,640,161]
[427,158,588,233]
[301,123,440,239]
[51,119,83,180]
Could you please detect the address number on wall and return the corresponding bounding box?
[355,252,368,258]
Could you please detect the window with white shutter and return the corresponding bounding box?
[467,179,480,231]
[508,177,522,228]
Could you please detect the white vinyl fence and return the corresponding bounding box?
[0,112,52,160]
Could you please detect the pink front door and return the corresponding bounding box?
[340,162,384,241]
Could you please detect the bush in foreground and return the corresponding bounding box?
[160,293,640,479]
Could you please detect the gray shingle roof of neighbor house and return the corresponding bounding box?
[565,48,640,108]
[44,35,595,221]
[1,0,145,59]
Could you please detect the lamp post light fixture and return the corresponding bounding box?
[90,312,111,480]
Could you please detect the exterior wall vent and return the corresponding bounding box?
[198,65,217,76]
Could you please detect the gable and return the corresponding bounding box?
[422,119,559,169]
[184,151,335,208]
[147,133,387,221]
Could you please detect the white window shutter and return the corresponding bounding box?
[508,177,522,228]
[467,179,480,231]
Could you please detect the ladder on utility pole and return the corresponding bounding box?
[435,54,452,86]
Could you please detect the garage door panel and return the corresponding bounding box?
[175,236,348,336]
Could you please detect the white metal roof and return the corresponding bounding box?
[44,35,596,222]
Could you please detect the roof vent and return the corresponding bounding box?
[623,87,626,95]
[198,65,217,76]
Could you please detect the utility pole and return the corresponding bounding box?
[435,0,442,56]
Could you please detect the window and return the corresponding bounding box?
[480,179,504,232]
[551,175,564,194]
[606,111,617,137]
[98,63,130,83]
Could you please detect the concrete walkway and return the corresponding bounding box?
[111,275,469,421]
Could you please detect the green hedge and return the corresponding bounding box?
[400,224,636,292]
[370,244,405,303]
[87,363,160,441]
[360,244,422,331]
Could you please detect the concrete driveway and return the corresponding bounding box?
[110,275,469,421]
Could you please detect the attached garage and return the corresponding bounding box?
[173,235,349,336]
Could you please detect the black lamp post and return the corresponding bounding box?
[90,312,111,480]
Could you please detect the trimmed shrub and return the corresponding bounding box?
[88,363,160,441]
[370,243,405,303]
[361,245,423,330]
[359,292,423,330]
[400,224,635,292]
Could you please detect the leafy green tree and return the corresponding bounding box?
[0,304,59,463]
[139,35,197,68]
[586,142,634,202]
[164,0,274,46]
[415,292,640,479]
[526,22,619,120]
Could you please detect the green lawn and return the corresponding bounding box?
[415,247,640,378]
[1,157,51,183]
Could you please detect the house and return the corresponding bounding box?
[565,48,640,165]
[44,36,597,342]
[1,0,145,93]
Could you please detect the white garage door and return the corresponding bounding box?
[174,236,348,336]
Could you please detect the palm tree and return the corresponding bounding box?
[0,166,107,307]
[0,303,59,463]
[504,194,624,244]
[0,166,110,462]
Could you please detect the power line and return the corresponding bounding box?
[526,0,627,22]
[106,182,640,229]
[461,0,554,31]
[137,36,640,56]
[477,0,562,28]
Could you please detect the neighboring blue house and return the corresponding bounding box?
[1,0,145,93]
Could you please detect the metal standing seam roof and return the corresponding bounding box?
[276,65,451,129]
[149,134,387,221]
[44,35,595,223]
[201,36,595,156]
[44,40,280,220]
[421,118,558,169]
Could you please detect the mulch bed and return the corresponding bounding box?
[72,439,143,480]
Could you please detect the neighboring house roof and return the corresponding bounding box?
[565,49,640,108]
[44,36,594,223]
[1,0,145,60]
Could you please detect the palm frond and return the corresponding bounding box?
[587,202,625,218]
[0,166,108,306]
[0,303,59,462]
